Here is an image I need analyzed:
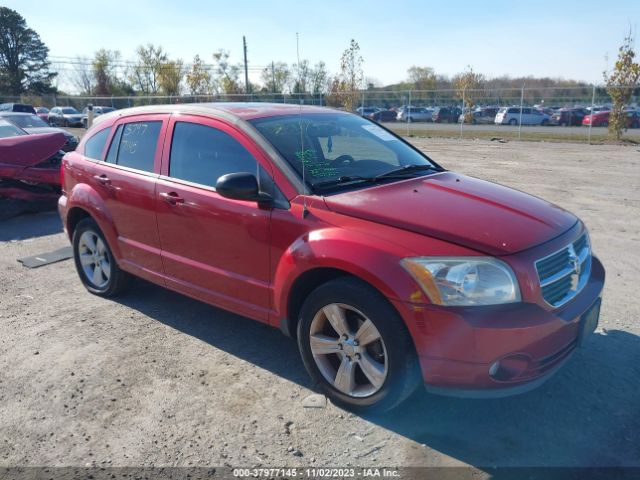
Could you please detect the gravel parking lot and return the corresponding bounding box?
[1,138,639,473]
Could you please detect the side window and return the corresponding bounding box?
[113,121,162,172]
[169,122,258,187]
[523,108,532,114]
[84,127,111,161]
[105,125,123,164]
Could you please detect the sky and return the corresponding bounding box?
[5,0,640,92]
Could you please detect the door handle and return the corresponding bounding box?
[93,174,111,185]
[159,191,184,205]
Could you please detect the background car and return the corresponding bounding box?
[549,108,587,126]
[0,103,36,114]
[48,106,85,127]
[396,106,433,122]
[459,107,499,124]
[495,107,550,125]
[432,106,462,123]
[35,107,50,123]
[355,107,380,118]
[584,110,640,128]
[81,106,116,128]
[0,112,78,151]
[582,111,610,127]
[371,109,397,122]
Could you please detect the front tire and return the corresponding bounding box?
[297,277,421,412]
[72,218,131,297]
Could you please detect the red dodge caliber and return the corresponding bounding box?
[59,103,605,411]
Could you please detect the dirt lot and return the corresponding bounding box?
[1,138,639,473]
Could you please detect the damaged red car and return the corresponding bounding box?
[0,118,66,203]
[59,104,605,412]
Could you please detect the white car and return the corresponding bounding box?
[495,107,550,126]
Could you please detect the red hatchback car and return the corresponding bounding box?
[59,103,605,411]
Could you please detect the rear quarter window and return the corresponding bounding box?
[84,127,111,161]
[111,121,162,172]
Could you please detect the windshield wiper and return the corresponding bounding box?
[311,175,375,189]
[373,164,436,180]
[311,165,437,191]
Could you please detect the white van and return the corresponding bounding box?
[495,107,550,126]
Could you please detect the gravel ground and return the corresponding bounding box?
[0,138,639,472]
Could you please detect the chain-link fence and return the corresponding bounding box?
[2,85,637,143]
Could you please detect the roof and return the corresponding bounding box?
[93,102,342,126]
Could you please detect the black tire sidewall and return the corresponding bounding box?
[72,218,120,296]
[297,278,419,412]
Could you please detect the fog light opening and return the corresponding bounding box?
[488,354,531,381]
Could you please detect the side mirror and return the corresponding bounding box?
[215,172,272,204]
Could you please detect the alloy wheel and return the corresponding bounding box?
[78,231,111,288]
[309,303,388,398]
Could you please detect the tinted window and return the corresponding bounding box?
[169,122,257,187]
[6,114,48,128]
[84,127,111,161]
[114,121,161,172]
[105,125,123,164]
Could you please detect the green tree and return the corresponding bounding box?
[212,50,242,94]
[92,49,119,95]
[130,44,167,94]
[337,39,364,110]
[186,55,212,95]
[261,61,290,93]
[310,61,328,94]
[158,59,183,96]
[604,32,640,140]
[0,7,56,94]
[454,65,485,122]
[407,66,437,91]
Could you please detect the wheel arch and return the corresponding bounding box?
[65,183,122,259]
[272,228,430,338]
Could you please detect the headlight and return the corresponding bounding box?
[401,257,521,306]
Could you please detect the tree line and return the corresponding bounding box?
[0,6,638,139]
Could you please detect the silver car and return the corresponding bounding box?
[396,106,434,122]
[495,107,550,126]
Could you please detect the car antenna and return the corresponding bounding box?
[296,32,309,219]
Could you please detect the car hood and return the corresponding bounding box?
[24,126,74,139]
[0,132,67,168]
[322,172,577,255]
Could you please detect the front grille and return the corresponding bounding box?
[535,233,591,308]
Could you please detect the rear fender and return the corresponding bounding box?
[66,182,122,259]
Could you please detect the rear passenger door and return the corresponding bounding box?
[90,114,168,281]
[156,115,272,323]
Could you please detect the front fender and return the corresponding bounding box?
[65,182,122,259]
[272,227,430,322]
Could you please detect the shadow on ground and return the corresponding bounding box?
[117,279,640,471]
[0,209,62,241]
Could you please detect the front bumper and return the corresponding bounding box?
[393,255,605,397]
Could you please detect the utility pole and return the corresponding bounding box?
[271,61,276,93]
[243,36,250,94]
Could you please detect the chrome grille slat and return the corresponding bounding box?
[535,234,591,308]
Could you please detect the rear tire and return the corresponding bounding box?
[297,277,421,413]
[72,218,131,297]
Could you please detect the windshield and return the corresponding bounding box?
[61,107,79,114]
[6,114,48,128]
[249,113,438,192]
[0,119,26,138]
